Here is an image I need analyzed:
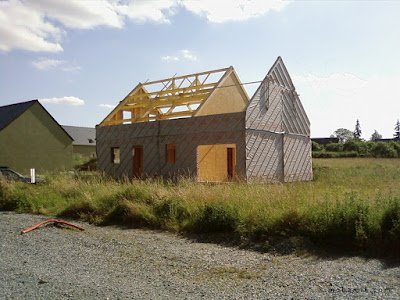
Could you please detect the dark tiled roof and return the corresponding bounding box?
[0,100,37,131]
[311,137,339,145]
[62,125,96,146]
[0,100,73,141]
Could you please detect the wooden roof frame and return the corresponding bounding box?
[99,66,248,126]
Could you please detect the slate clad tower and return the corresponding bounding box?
[245,57,312,182]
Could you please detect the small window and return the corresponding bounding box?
[260,81,269,110]
[166,144,177,163]
[111,147,120,164]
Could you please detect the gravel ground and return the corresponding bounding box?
[1,212,399,299]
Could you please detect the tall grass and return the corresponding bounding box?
[1,158,399,257]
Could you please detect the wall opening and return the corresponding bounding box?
[227,147,236,179]
[197,144,236,182]
[132,146,143,178]
[111,147,120,164]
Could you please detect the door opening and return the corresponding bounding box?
[133,146,143,178]
[227,147,235,180]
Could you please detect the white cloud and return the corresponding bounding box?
[116,0,177,24]
[0,0,64,52]
[0,0,174,52]
[180,49,197,61]
[162,55,180,61]
[61,65,82,72]
[292,73,400,138]
[32,58,81,72]
[40,96,84,106]
[28,0,124,30]
[162,49,197,62]
[32,58,66,70]
[100,103,115,109]
[292,73,367,97]
[0,0,292,53]
[181,0,291,23]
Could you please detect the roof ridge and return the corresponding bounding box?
[0,99,38,109]
[61,125,95,129]
[0,100,38,131]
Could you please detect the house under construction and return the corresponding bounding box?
[96,57,313,183]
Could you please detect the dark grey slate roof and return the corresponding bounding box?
[311,137,339,145]
[0,100,37,131]
[62,125,96,146]
[0,100,73,140]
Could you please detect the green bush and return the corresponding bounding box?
[190,203,239,233]
[340,151,359,158]
[103,200,156,228]
[301,196,397,254]
[0,182,19,211]
[312,151,358,158]
[154,198,190,230]
[57,201,96,219]
[312,141,322,152]
[325,143,343,152]
[389,141,400,157]
[314,140,399,158]
[344,139,370,156]
[381,199,400,252]
[343,139,359,152]
[371,142,398,158]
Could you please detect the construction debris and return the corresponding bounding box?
[21,219,85,234]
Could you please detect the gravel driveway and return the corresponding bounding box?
[1,212,399,299]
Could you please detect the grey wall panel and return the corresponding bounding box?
[267,57,311,137]
[283,135,313,182]
[281,90,310,136]
[97,113,246,180]
[246,79,283,133]
[246,130,283,183]
[243,57,313,183]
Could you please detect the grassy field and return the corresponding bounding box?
[1,158,399,257]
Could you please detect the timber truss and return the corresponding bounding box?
[100,67,232,126]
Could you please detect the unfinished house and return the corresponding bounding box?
[97,57,312,183]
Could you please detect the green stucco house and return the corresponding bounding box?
[0,100,73,174]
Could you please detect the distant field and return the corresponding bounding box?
[1,158,399,257]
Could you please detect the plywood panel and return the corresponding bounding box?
[197,144,236,182]
[196,72,248,116]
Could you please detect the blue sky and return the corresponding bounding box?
[0,0,399,139]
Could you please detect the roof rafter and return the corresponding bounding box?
[100,67,232,126]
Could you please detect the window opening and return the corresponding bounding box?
[111,147,120,164]
[166,144,177,163]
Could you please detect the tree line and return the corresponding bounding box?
[332,119,400,142]
[313,119,400,158]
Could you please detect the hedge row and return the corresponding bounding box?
[313,140,400,158]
